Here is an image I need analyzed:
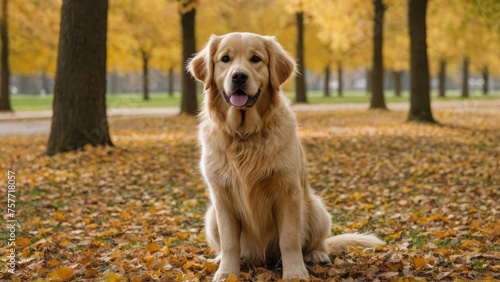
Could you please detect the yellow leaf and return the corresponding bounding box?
[120,211,131,219]
[146,242,161,253]
[53,211,67,222]
[461,239,477,249]
[16,237,30,248]
[225,274,239,282]
[105,273,124,282]
[22,247,30,258]
[183,260,194,270]
[162,245,171,255]
[412,256,426,271]
[204,261,218,273]
[176,232,190,239]
[389,230,403,240]
[47,266,75,282]
[470,220,480,232]
[48,258,60,268]
[59,238,71,247]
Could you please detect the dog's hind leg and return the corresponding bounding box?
[303,195,332,264]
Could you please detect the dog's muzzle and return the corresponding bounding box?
[223,88,261,108]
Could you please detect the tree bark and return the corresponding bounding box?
[337,61,343,97]
[180,7,197,115]
[461,57,469,98]
[47,0,113,156]
[0,0,11,112]
[141,50,149,101]
[438,60,446,97]
[370,0,387,109]
[295,11,307,103]
[407,0,435,123]
[323,66,330,97]
[393,70,402,97]
[482,65,488,95]
[168,67,174,97]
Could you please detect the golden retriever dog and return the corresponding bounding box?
[188,32,384,281]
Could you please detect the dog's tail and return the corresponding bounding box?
[325,233,385,254]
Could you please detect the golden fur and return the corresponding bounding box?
[188,32,384,281]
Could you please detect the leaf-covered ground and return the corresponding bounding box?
[1,106,499,281]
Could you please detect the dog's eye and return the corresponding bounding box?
[251,55,261,63]
[221,55,230,63]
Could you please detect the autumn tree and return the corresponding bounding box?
[385,0,408,98]
[0,0,11,112]
[308,0,372,98]
[465,0,500,94]
[370,0,387,109]
[407,0,435,123]
[180,0,197,115]
[9,0,60,97]
[108,0,178,100]
[47,0,113,155]
[274,0,309,103]
[427,0,461,98]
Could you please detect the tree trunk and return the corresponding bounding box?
[323,66,330,97]
[482,65,488,95]
[0,0,11,112]
[461,57,469,98]
[393,70,402,97]
[407,0,435,123]
[370,0,387,109]
[337,61,343,97]
[168,67,174,97]
[141,50,149,101]
[295,11,307,103]
[180,7,197,115]
[47,0,113,156]
[366,68,371,94]
[438,60,446,97]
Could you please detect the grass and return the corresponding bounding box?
[9,90,500,111]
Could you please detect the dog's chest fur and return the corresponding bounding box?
[200,106,299,250]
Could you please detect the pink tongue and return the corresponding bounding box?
[230,94,249,107]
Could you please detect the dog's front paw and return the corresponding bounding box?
[212,270,239,282]
[282,265,309,280]
[304,249,331,264]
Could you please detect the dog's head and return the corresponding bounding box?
[188,32,296,110]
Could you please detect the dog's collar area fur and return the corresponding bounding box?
[222,88,261,108]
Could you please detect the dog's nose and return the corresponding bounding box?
[232,72,248,85]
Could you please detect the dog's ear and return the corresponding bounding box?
[265,36,297,92]
[187,35,221,90]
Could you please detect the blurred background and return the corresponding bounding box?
[5,0,500,111]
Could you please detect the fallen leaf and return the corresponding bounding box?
[146,242,161,253]
[412,256,426,271]
[47,266,74,282]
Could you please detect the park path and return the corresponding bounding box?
[0,99,498,136]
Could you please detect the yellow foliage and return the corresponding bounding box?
[105,273,125,282]
[47,266,75,282]
[146,242,161,253]
[9,0,60,76]
[412,255,426,271]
